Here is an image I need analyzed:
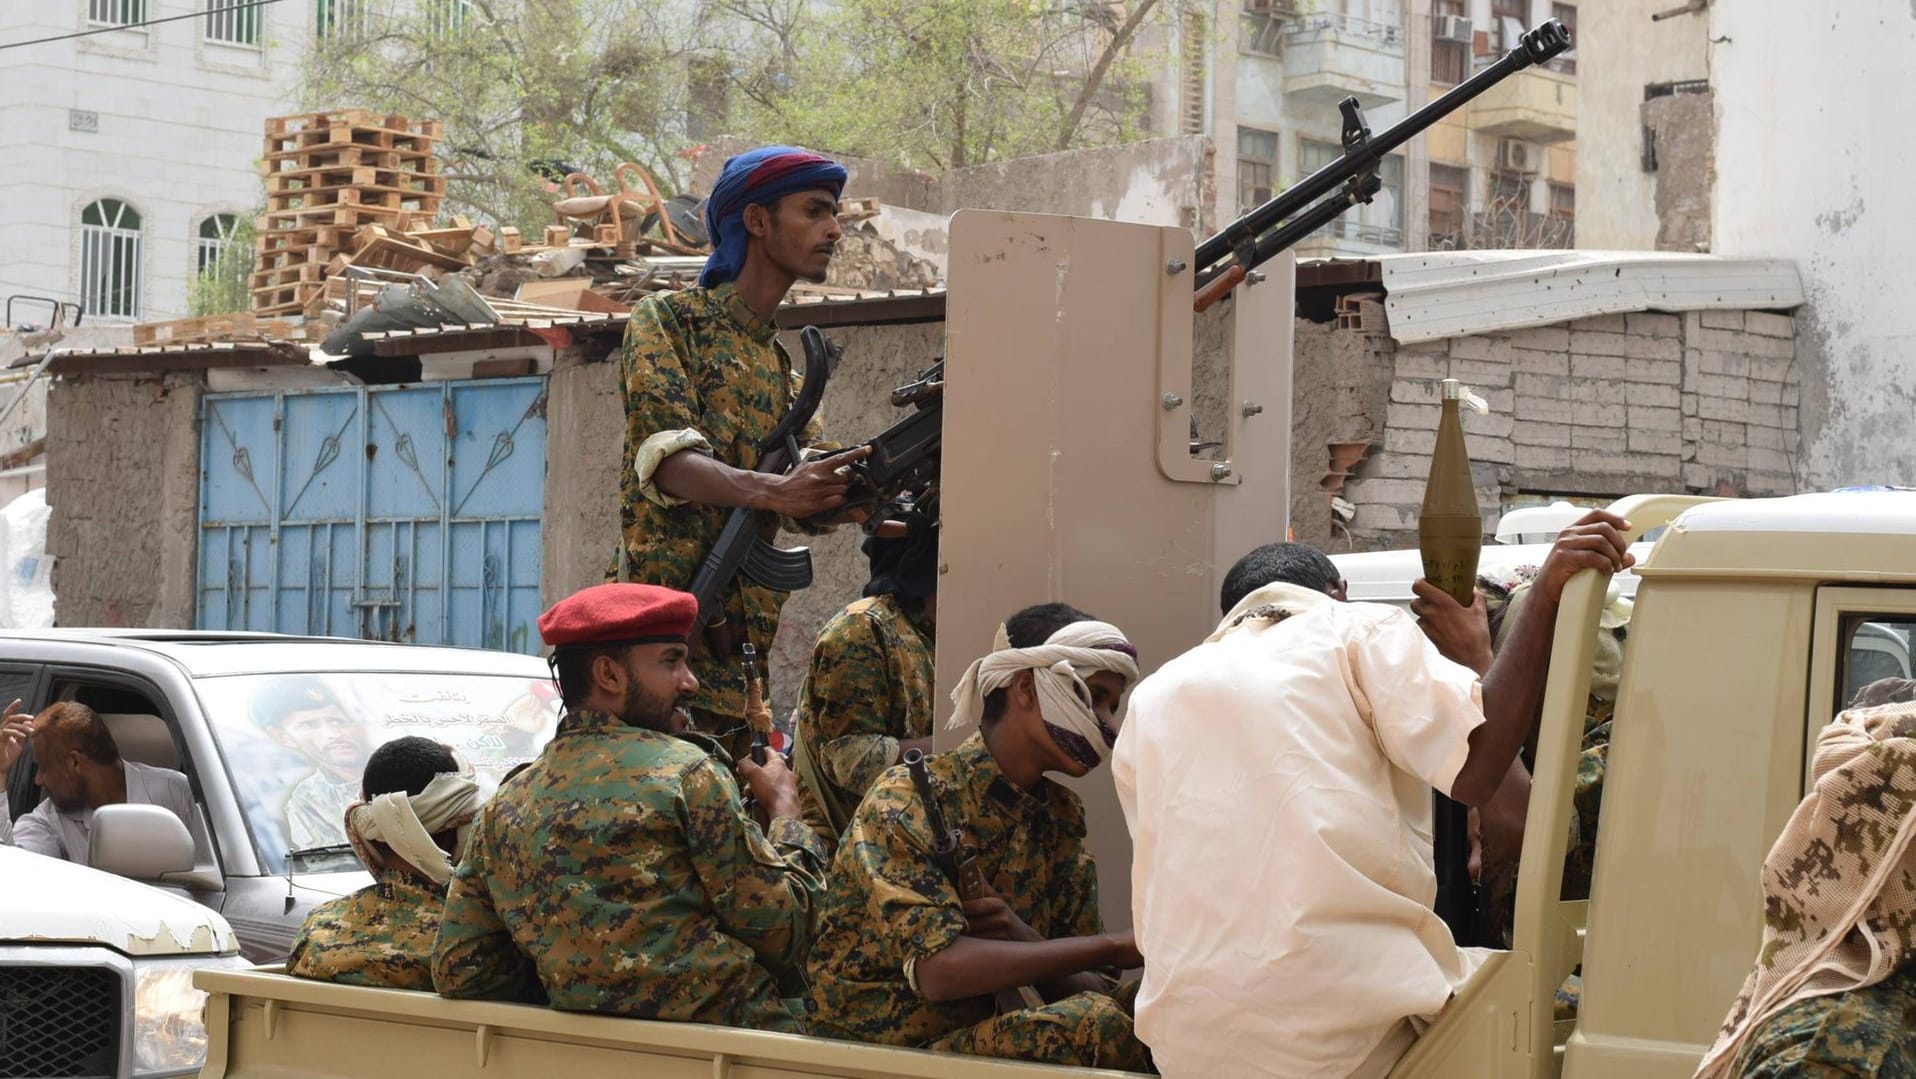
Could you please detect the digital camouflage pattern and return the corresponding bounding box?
[614,283,827,759]
[1734,961,1916,1078]
[432,709,828,1031]
[793,594,936,844]
[1696,700,1916,1078]
[805,733,1148,1068]
[287,869,444,990]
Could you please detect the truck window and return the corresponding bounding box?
[0,664,42,821]
[1840,616,1916,707]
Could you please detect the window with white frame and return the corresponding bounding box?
[425,0,472,38]
[205,0,261,45]
[89,0,148,26]
[80,199,144,321]
[316,0,372,38]
[197,214,243,275]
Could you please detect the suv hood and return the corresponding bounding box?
[0,846,238,956]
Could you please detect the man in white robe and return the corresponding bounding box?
[1115,512,1632,1078]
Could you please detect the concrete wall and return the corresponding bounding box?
[1298,305,1799,551]
[538,323,947,716]
[1574,0,1709,250]
[1711,0,1916,489]
[0,3,304,323]
[46,372,202,627]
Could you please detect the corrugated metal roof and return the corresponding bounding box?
[1373,250,1805,343]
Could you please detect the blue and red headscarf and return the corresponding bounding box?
[699,145,849,288]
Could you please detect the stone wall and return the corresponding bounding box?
[538,323,946,716]
[46,372,202,627]
[1302,306,1800,551]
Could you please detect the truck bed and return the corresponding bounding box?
[194,968,1153,1079]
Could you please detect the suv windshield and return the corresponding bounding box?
[196,670,562,869]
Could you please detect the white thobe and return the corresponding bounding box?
[1114,582,1490,1078]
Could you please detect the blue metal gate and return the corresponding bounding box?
[198,379,547,653]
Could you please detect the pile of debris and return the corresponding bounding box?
[121,113,948,359]
[251,110,445,316]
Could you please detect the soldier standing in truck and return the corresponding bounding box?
[805,603,1151,1071]
[614,145,870,763]
[432,583,827,1031]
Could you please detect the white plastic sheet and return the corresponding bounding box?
[0,489,54,628]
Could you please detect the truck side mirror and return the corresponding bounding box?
[90,804,196,882]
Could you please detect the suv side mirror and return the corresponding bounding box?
[90,804,195,881]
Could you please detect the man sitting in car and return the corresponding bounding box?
[288,736,479,990]
[10,702,198,865]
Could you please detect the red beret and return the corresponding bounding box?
[538,583,699,650]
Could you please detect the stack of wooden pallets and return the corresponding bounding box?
[250,110,444,315]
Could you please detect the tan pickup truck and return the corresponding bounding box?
[191,489,1916,1078]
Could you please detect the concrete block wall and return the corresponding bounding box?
[46,371,203,628]
[1328,308,1799,551]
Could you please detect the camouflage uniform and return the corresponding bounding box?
[287,868,444,990]
[792,594,936,847]
[1734,962,1916,1077]
[432,709,828,1030]
[613,283,828,761]
[805,733,1151,1071]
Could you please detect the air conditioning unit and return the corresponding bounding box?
[1497,138,1535,173]
[1435,14,1473,43]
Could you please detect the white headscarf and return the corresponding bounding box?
[946,620,1140,765]
[343,770,481,887]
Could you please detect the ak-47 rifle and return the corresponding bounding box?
[1190,18,1572,313]
[903,747,1043,1012]
[684,325,839,658]
[903,747,985,898]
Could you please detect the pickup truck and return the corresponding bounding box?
[1,839,249,1079]
[1,633,560,962]
[187,489,1916,1078]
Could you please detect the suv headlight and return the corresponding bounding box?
[132,956,246,1077]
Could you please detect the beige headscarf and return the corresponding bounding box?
[343,770,482,887]
[945,620,1140,765]
[1694,697,1916,1077]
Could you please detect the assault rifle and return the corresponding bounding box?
[803,360,943,531]
[685,325,838,657]
[1191,18,1572,313]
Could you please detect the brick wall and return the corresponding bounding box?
[1312,306,1799,551]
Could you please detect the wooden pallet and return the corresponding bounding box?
[265,165,445,193]
[266,184,443,213]
[263,145,435,172]
[131,312,306,346]
[265,110,442,139]
[256,226,347,254]
[249,261,330,288]
[260,203,413,230]
[264,125,435,158]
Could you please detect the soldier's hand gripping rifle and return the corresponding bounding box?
[904,748,1045,1011]
[686,325,839,659]
[803,361,943,532]
[1191,18,1573,313]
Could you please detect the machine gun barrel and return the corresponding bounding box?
[1192,18,1571,286]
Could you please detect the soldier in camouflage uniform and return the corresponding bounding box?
[433,583,828,1030]
[792,511,938,849]
[288,737,478,991]
[1696,686,1916,1079]
[614,146,865,763]
[806,603,1152,1071]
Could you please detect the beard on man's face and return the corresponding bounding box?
[620,679,685,732]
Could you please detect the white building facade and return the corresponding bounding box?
[0,1,309,325]
[1155,0,1578,259]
